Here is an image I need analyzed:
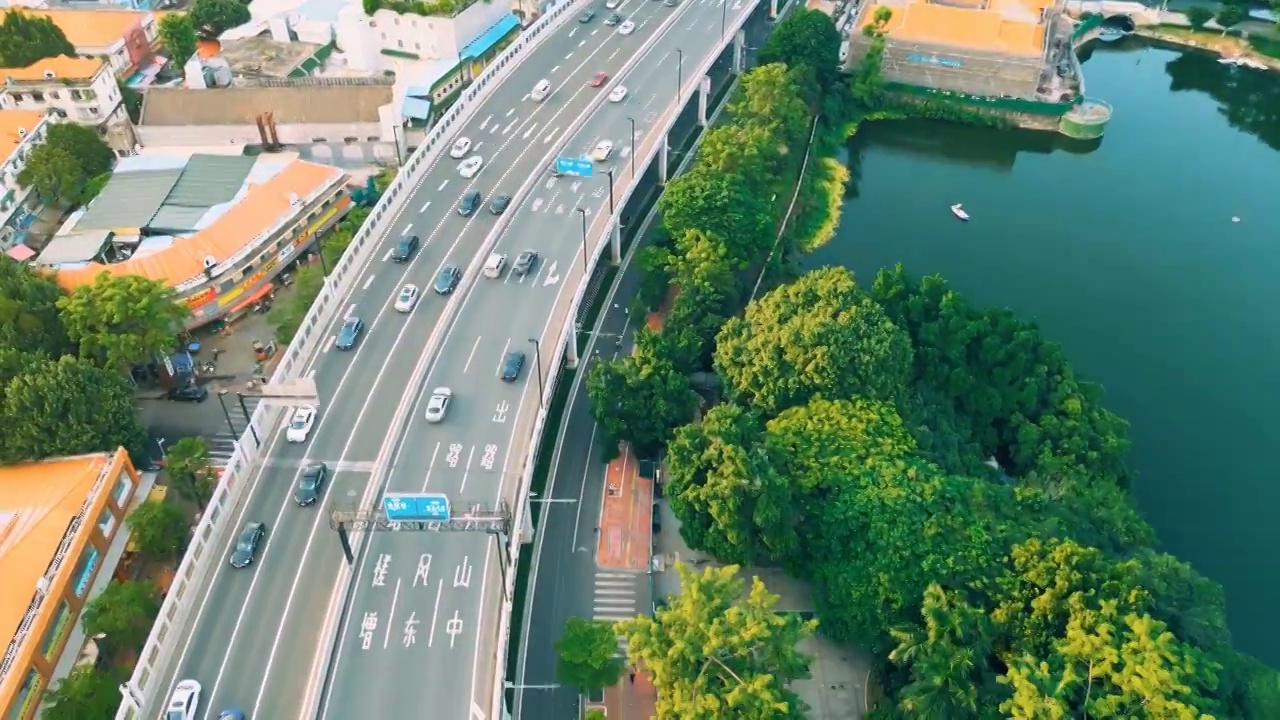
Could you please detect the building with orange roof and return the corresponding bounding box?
[0,56,136,153]
[35,152,350,328]
[0,448,148,720]
[850,0,1073,99]
[4,7,158,80]
[0,110,55,253]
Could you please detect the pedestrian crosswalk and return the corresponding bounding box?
[592,571,644,658]
[206,395,261,471]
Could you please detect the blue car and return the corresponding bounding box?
[218,711,246,720]
[334,316,364,350]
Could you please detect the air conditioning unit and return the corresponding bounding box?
[43,70,55,80]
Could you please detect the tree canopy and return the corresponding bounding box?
[555,617,624,692]
[158,13,198,67]
[127,499,190,560]
[42,665,121,720]
[58,272,190,372]
[80,579,161,652]
[0,257,72,356]
[165,437,217,509]
[189,0,250,37]
[17,123,115,205]
[0,12,73,68]
[757,8,843,90]
[586,328,700,457]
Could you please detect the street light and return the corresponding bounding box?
[527,338,546,407]
[235,392,260,447]
[486,528,511,597]
[215,389,238,439]
[676,48,684,101]
[720,0,728,39]
[605,168,615,215]
[626,117,637,180]
[575,207,589,271]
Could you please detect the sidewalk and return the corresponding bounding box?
[595,445,652,572]
[604,670,657,719]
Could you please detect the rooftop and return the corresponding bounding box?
[0,110,45,163]
[6,7,150,48]
[2,56,105,83]
[0,450,126,668]
[138,81,394,126]
[50,156,344,289]
[214,36,323,80]
[859,0,1053,57]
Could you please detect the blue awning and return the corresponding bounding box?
[405,85,433,99]
[461,14,521,61]
[402,96,432,121]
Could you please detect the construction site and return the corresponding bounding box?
[847,0,1083,104]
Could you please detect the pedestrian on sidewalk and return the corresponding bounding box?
[629,670,636,684]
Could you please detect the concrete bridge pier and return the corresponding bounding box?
[769,0,778,19]
[565,312,581,368]
[658,135,669,185]
[697,75,711,126]
[520,494,534,543]
[610,219,622,265]
[732,29,746,74]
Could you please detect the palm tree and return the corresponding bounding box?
[889,584,992,718]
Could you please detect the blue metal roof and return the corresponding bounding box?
[405,85,433,99]
[402,96,432,120]
[461,14,521,61]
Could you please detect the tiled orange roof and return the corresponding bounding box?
[860,0,1050,57]
[55,160,343,290]
[7,8,147,48]
[0,110,45,163]
[196,40,222,60]
[0,449,128,684]
[2,55,104,83]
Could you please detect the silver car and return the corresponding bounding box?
[394,284,420,312]
[425,387,452,422]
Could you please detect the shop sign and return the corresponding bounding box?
[217,254,280,308]
[185,286,216,310]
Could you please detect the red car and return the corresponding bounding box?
[590,72,608,87]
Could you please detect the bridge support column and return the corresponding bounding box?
[610,220,622,265]
[732,29,746,74]
[697,76,711,126]
[769,0,778,19]
[658,135,669,186]
[520,494,534,543]
[565,315,581,369]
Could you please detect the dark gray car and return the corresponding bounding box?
[489,194,511,215]
[605,12,622,25]
[434,265,462,294]
[229,521,266,568]
[295,462,328,506]
[335,317,363,350]
[458,191,482,217]
[501,351,526,382]
[512,250,538,277]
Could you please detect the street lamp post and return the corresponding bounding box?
[487,528,512,598]
[720,0,728,38]
[527,338,546,407]
[576,207,589,271]
[235,392,260,446]
[605,169,615,215]
[626,117,637,180]
[676,48,684,101]
[215,390,238,439]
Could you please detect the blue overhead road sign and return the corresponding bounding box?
[382,493,452,522]
[555,157,593,177]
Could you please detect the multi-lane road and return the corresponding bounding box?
[150,0,756,718]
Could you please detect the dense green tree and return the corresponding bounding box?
[586,329,699,457]
[1185,5,1213,30]
[159,13,198,67]
[617,563,816,719]
[730,63,812,157]
[269,261,324,343]
[695,123,778,189]
[18,124,114,205]
[0,12,74,68]
[888,585,993,718]
[49,123,115,179]
[1215,4,1246,34]
[659,171,773,265]
[80,580,161,651]
[634,245,673,312]
[0,259,70,356]
[584,710,607,720]
[555,617,625,692]
[715,266,912,415]
[0,355,148,463]
[757,8,843,90]
[165,436,217,510]
[126,498,190,561]
[189,0,251,36]
[42,665,121,720]
[58,272,189,372]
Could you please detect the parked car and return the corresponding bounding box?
[167,384,208,402]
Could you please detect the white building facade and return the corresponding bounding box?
[0,111,54,250]
[335,0,515,74]
[0,57,135,154]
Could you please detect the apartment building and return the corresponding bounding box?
[1,56,135,153]
[0,110,53,251]
[8,8,158,80]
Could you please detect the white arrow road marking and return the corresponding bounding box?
[543,262,561,286]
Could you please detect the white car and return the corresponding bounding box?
[449,136,471,159]
[605,0,620,7]
[394,284,420,312]
[609,85,628,103]
[618,20,635,35]
[425,387,452,423]
[459,155,484,178]
[165,679,201,720]
[286,406,317,443]
[592,140,614,162]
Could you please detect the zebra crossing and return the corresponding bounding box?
[205,395,261,471]
[593,571,645,657]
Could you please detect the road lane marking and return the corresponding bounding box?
[505,108,515,117]
[438,180,449,191]
[344,303,356,317]
[571,420,601,551]
[428,578,443,647]
[382,249,392,261]
[479,114,492,130]
[543,127,559,144]
[401,223,412,236]
[362,275,375,291]
[502,119,517,134]
[420,200,431,212]
[384,578,401,649]
[421,442,440,492]
[565,52,574,60]
[551,64,561,73]
[463,335,482,373]
[495,338,511,377]
[457,445,476,493]
[522,122,540,140]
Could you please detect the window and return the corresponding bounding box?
[111,472,133,506]
[71,547,100,597]
[31,92,43,102]
[8,668,43,720]
[97,506,117,538]
[397,40,404,48]
[49,91,59,100]
[38,599,71,660]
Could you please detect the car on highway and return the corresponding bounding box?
[513,250,539,277]
[391,234,419,262]
[216,711,245,720]
[605,12,622,25]
[229,521,265,568]
[489,194,511,214]
[334,316,364,350]
[394,284,420,312]
[425,387,452,423]
[483,252,508,279]
[592,140,614,161]
[500,351,526,382]
[167,383,208,402]
[449,136,471,158]
[609,85,628,102]
[285,405,317,443]
[165,679,201,720]
[618,20,635,35]
[605,0,620,7]
[458,190,483,216]
[295,462,328,506]
[434,265,462,294]
[590,71,608,87]
[663,0,677,6]
[578,9,595,22]
[459,155,484,178]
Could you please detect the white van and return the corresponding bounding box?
[531,79,552,102]
[483,252,508,278]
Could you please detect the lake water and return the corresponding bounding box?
[807,40,1280,664]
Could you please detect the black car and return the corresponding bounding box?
[229,521,266,568]
[512,250,538,277]
[167,384,208,402]
[295,462,328,506]
[605,12,622,25]
[335,316,364,350]
[489,194,511,215]
[391,234,420,262]
[500,351,525,382]
[458,191,482,217]
[547,163,563,178]
[579,9,595,22]
[434,265,462,295]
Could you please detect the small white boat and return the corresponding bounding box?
[950,203,969,221]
